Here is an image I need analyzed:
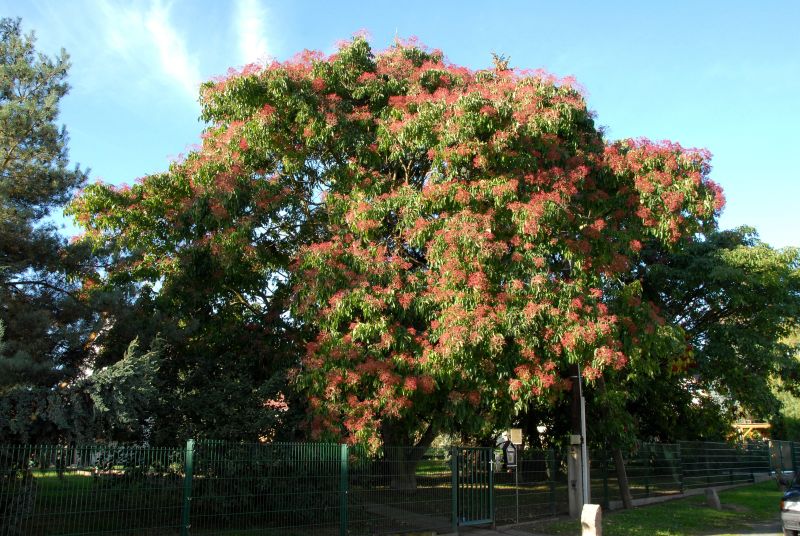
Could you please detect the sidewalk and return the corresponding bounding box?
[440,520,567,536]
[441,527,554,536]
[439,520,782,536]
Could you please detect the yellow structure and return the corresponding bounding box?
[732,420,771,439]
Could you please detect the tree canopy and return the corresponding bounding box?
[640,228,800,429]
[0,17,92,442]
[71,37,725,451]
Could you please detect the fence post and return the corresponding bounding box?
[677,442,684,493]
[514,453,519,524]
[791,442,798,474]
[339,444,348,536]
[489,449,495,529]
[181,439,195,536]
[602,450,610,510]
[766,441,773,476]
[547,449,557,516]
[644,444,651,498]
[451,447,458,532]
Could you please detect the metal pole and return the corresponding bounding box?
[339,444,348,536]
[644,444,651,497]
[602,449,610,510]
[548,449,557,516]
[489,450,495,529]
[180,439,195,536]
[515,455,519,524]
[451,447,458,532]
[578,366,589,506]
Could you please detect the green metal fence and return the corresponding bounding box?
[0,443,184,536]
[589,440,777,508]
[451,447,494,527]
[348,446,452,535]
[188,440,343,535]
[771,440,796,476]
[1,439,796,535]
[679,441,771,489]
[494,448,568,525]
[589,443,683,506]
[794,442,800,476]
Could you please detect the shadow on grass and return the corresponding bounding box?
[530,480,783,536]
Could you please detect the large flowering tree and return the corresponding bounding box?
[71,38,723,457]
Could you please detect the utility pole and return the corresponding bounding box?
[568,364,589,516]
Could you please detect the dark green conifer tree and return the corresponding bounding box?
[0,17,90,442]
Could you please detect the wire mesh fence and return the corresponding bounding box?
[794,442,800,476]
[494,448,568,525]
[0,438,796,535]
[771,440,796,476]
[189,441,343,535]
[0,443,184,536]
[589,443,683,505]
[589,440,776,508]
[347,446,452,535]
[679,441,771,489]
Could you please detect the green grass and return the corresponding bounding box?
[11,470,183,534]
[416,458,450,475]
[536,480,783,536]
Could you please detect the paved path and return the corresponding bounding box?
[439,520,784,535]
[441,528,550,536]
[364,502,450,533]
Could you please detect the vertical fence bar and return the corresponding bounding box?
[547,449,556,516]
[644,444,651,498]
[489,449,495,528]
[791,442,798,474]
[451,447,458,532]
[767,442,774,475]
[514,454,519,524]
[602,450,610,510]
[768,440,775,476]
[181,439,195,536]
[463,449,467,524]
[339,444,348,536]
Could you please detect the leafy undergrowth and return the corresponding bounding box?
[534,480,782,536]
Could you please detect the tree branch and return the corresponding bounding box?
[4,279,83,303]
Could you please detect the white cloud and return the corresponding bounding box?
[144,1,202,98]
[28,0,274,103]
[79,0,201,100]
[235,0,270,65]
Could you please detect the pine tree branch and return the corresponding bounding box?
[4,279,83,302]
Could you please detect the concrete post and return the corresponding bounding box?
[705,488,721,510]
[568,437,585,518]
[581,504,602,536]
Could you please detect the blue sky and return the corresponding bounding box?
[4,0,799,247]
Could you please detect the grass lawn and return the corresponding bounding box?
[535,480,783,536]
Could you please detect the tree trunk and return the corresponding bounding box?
[596,376,634,509]
[612,446,634,509]
[390,457,420,490]
[384,422,438,490]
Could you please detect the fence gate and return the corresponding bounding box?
[451,446,494,528]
